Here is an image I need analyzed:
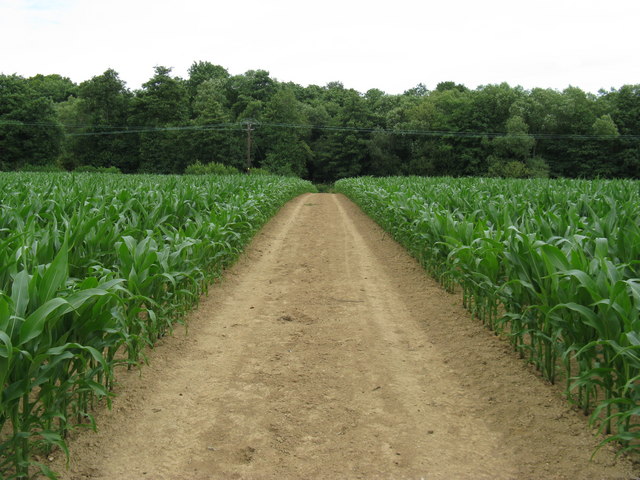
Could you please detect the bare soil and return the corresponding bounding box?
[54,193,638,479]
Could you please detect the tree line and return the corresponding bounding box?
[1,61,639,182]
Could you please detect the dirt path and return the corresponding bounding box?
[56,193,636,480]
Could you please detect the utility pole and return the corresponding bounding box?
[243,120,254,172]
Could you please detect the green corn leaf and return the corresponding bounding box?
[11,269,31,318]
[19,297,69,346]
[0,294,10,331]
[558,302,603,334]
[3,378,28,403]
[594,237,609,258]
[540,244,570,272]
[560,269,599,296]
[39,237,69,303]
[65,288,111,310]
[627,331,640,346]
[31,461,62,480]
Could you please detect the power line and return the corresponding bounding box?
[68,124,241,136]
[258,122,639,140]
[0,119,638,140]
[0,120,243,136]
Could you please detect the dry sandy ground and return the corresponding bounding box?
[54,193,637,479]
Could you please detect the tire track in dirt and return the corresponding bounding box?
[56,193,636,480]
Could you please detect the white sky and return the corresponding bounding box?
[1,0,639,94]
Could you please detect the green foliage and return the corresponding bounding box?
[261,139,311,177]
[526,156,550,178]
[186,61,229,98]
[183,161,238,175]
[19,163,64,172]
[314,183,335,193]
[27,74,77,103]
[1,63,640,181]
[487,158,530,178]
[135,66,189,126]
[73,165,122,173]
[130,67,192,174]
[483,115,553,178]
[0,172,315,478]
[65,70,137,173]
[247,167,272,176]
[0,74,64,169]
[593,114,620,137]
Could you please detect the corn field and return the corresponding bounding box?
[0,172,315,479]
[335,176,640,455]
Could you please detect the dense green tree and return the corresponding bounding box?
[186,78,241,169]
[28,74,77,102]
[186,61,229,100]
[191,79,228,122]
[134,66,189,126]
[608,85,640,177]
[550,87,608,177]
[308,85,373,181]
[366,130,404,176]
[3,61,640,180]
[400,87,483,176]
[516,88,562,134]
[578,114,622,177]
[0,74,63,169]
[469,83,526,132]
[435,81,468,93]
[77,69,130,124]
[487,115,549,178]
[557,86,597,133]
[260,88,312,176]
[227,70,276,121]
[69,69,136,171]
[262,139,312,176]
[609,85,640,135]
[53,96,83,169]
[403,83,428,97]
[133,66,190,173]
[492,116,535,160]
[593,114,619,136]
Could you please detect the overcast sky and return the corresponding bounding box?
[1,0,639,94]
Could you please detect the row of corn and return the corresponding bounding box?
[0,172,315,479]
[335,176,640,456]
